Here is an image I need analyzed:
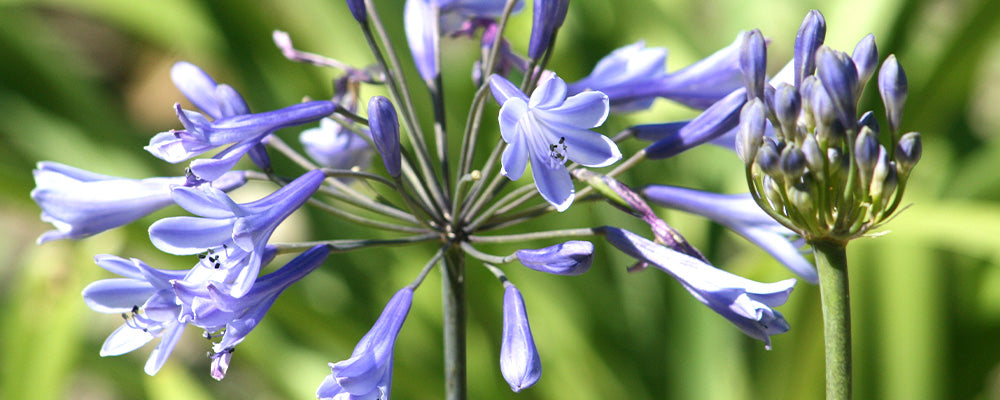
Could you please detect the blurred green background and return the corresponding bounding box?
[2,0,1000,399]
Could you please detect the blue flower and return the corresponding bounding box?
[81,255,190,375]
[299,117,373,172]
[172,245,330,380]
[31,161,245,244]
[527,0,569,59]
[642,185,817,283]
[405,0,524,81]
[490,73,620,211]
[604,227,795,348]
[500,284,542,392]
[148,169,325,297]
[318,287,413,400]
[567,34,744,113]
[516,240,593,275]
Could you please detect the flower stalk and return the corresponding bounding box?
[812,239,851,400]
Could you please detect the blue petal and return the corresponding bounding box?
[149,216,236,255]
[144,322,186,375]
[490,74,528,105]
[553,125,621,167]
[498,97,528,143]
[170,185,240,219]
[501,136,529,180]
[536,90,609,129]
[529,150,574,212]
[171,61,222,119]
[82,279,156,313]
[529,75,568,109]
[101,324,155,357]
[644,88,746,159]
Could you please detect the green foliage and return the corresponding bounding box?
[3,0,999,399]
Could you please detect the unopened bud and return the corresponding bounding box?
[780,144,806,181]
[794,10,827,86]
[773,83,801,140]
[737,98,767,165]
[802,134,824,176]
[788,182,813,214]
[852,34,878,93]
[756,139,782,177]
[878,54,908,133]
[817,46,859,130]
[345,0,367,24]
[516,241,594,276]
[858,110,879,134]
[854,126,880,188]
[894,131,921,177]
[740,29,768,100]
[367,96,402,177]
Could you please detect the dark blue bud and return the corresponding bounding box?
[878,54,908,133]
[516,240,593,275]
[367,96,401,177]
[794,10,826,86]
[528,0,570,59]
[773,83,801,140]
[345,0,366,24]
[816,46,859,130]
[852,34,878,92]
[736,98,767,165]
[740,29,768,100]
[854,126,880,187]
[808,80,837,129]
[756,138,781,177]
[895,131,921,176]
[780,144,806,180]
[858,110,879,134]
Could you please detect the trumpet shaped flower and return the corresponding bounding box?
[148,169,325,297]
[318,287,414,400]
[31,161,245,244]
[604,227,795,348]
[490,74,620,211]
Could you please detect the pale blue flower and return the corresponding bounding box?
[81,255,190,375]
[500,285,541,392]
[490,73,620,211]
[172,245,329,380]
[318,287,413,400]
[642,185,817,283]
[604,227,795,348]
[299,117,373,171]
[148,169,325,297]
[31,161,245,244]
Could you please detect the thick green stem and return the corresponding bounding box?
[811,239,852,400]
[442,247,466,400]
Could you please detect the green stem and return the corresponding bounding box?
[442,247,466,400]
[811,238,852,400]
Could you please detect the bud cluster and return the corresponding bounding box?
[736,11,921,242]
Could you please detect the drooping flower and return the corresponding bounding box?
[604,227,795,348]
[490,73,620,211]
[405,0,524,81]
[172,244,330,380]
[146,98,335,181]
[499,285,541,392]
[318,287,414,400]
[148,169,325,297]
[515,240,593,275]
[31,161,246,244]
[567,34,745,113]
[81,255,190,375]
[299,117,373,171]
[642,185,817,283]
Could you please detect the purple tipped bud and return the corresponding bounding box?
[367,96,401,177]
[500,285,542,392]
[816,46,859,130]
[878,54,908,133]
[858,110,879,134]
[895,131,921,176]
[345,0,366,24]
[528,0,570,59]
[808,80,837,128]
[736,98,767,165]
[794,10,827,86]
[516,241,593,275]
[756,139,781,177]
[852,34,878,92]
[854,126,880,187]
[740,29,768,100]
[780,144,806,180]
[773,83,801,139]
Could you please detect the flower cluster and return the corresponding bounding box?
[28,1,919,398]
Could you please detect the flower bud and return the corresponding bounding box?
[736,98,767,165]
[528,0,570,59]
[858,110,879,134]
[869,147,893,202]
[801,134,824,176]
[367,96,402,177]
[763,176,784,209]
[851,34,878,93]
[788,182,813,214]
[755,138,781,178]
[345,0,366,24]
[773,83,801,140]
[808,80,837,129]
[878,54,908,133]
[816,46,859,130]
[500,285,542,392]
[740,29,768,100]
[794,10,827,86]
[780,144,806,181]
[854,126,880,188]
[894,131,921,177]
[516,241,593,276]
